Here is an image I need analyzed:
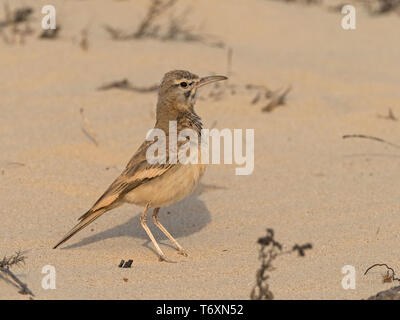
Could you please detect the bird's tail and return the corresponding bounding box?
[53,208,107,249]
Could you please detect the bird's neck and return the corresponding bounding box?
[177,109,203,135]
[155,102,202,136]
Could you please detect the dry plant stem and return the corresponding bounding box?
[364,263,400,283]
[0,4,34,45]
[0,251,26,268]
[80,27,89,50]
[377,108,397,121]
[0,5,33,27]
[343,134,400,150]
[272,0,400,14]
[39,27,60,39]
[226,47,233,77]
[262,86,292,112]
[250,229,312,300]
[103,24,127,40]
[363,0,400,14]
[80,108,99,146]
[0,252,34,296]
[133,0,178,39]
[98,79,158,92]
[104,0,225,48]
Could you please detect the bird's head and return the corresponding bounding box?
[157,70,227,114]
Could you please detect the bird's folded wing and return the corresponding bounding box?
[80,162,173,219]
[79,140,174,221]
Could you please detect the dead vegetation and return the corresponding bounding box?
[0,3,62,43]
[250,229,312,300]
[262,86,292,112]
[0,161,25,175]
[364,263,400,300]
[272,0,400,15]
[104,0,225,48]
[343,134,400,150]
[79,26,89,51]
[0,4,34,44]
[363,0,400,14]
[377,108,397,121]
[365,263,400,284]
[0,251,34,297]
[80,108,99,147]
[98,79,159,93]
[39,26,60,39]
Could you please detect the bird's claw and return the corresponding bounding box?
[178,249,188,257]
[159,255,176,263]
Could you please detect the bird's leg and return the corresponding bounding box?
[152,207,188,257]
[140,204,175,263]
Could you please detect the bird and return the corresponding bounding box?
[53,70,228,262]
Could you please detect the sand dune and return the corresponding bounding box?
[1,0,400,299]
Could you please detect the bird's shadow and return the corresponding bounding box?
[60,184,222,250]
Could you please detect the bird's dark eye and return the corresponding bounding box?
[180,82,188,88]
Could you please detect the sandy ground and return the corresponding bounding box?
[1,0,400,300]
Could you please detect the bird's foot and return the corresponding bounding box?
[159,255,176,263]
[177,249,188,257]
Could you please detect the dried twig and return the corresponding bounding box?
[80,108,99,147]
[80,27,89,51]
[226,47,233,77]
[262,86,292,112]
[364,263,400,283]
[377,108,397,121]
[272,0,400,16]
[98,79,159,92]
[0,5,33,27]
[0,161,25,175]
[0,251,25,268]
[0,4,34,44]
[343,134,400,150]
[39,27,60,39]
[246,84,272,105]
[363,0,400,14]
[103,24,130,40]
[133,0,178,39]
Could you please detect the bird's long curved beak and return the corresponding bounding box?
[196,75,228,88]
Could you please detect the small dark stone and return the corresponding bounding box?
[123,260,133,268]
